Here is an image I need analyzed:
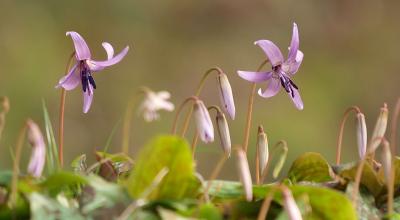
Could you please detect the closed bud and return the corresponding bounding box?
[193,100,214,143]
[236,149,253,201]
[281,186,303,220]
[216,111,231,157]
[26,119,46,178]
[370,103,388,152]
[381,140,391,183]
[257,125,269,176]
[217,72,235,120]
[356,113,367,159]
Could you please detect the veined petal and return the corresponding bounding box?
[66,32,91,60]
[83,84,94,113]
[89,46,129,70]
[56,64,80,90]
[283,50,303,75]
[258,77,281,98]
[254,40,284,67]
[102,42,114,59]
[237,71,273,83]
[287,23,299,63]
[289,87,304,110]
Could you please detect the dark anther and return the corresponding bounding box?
[279,76,290,93]
[88,73,97,89]
[289,79,298,90]
[81,70,88,92]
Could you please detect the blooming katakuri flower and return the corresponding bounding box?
[56,32,129,113]
[138,90,175,122]
[238,23,304,110]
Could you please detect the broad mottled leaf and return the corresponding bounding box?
[40,171,87,196]
[127,135,196,200]
[345,183,381,220]
[198,203,223,220]
[287,152,334,183]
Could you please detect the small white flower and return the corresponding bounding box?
[138,90,174,122]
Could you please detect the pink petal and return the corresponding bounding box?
[66,32,91,60]
[283,50,303,75]
[237,71,273,83]
[258,77,281,98]
[102,42,114,59]
[254,40,284,67]
[83,84,94,113]
[89,46,129,70]
[289,88,304,110]
[56,64,80,90]
[287,23,299,63]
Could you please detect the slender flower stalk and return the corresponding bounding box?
[370,103,389,153]
[356,113,367,160]
[390,98,400,155]
[0,96,10,141]
[236,148,253,202]
[26,120,46,178]
[257,189,276,220]
[180,67,235,136]
[257,125,269,184]
[281,185,303,220]
[58,52,75,168]
[335,106,361,165]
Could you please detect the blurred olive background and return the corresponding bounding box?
[0,0,399,180]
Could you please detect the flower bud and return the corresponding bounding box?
[193,99,214,143]
[281,186,303,220]
[0,97,10,113]
[257,125,269,176]
[236,149,253,201]
[273,144,288,179]
[381,140,392,183]
[356,113,367,159]
[217,73,235,120]
[26,119,46,178]
[370,103,388,152]
[216,111,231,157]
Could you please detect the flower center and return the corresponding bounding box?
[80,61,97,93]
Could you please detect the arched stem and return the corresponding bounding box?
[260,140,288,183]
[171,96,198,135]
[242,60,270,153]
[390,98,400,155]
[191,131,199,158]
[335,106,361,165]
[121,87,149,154]
[58,52,76,168]
[9,121,28,208]
[180,67,224,137]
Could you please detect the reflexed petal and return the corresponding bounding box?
[89,46,129,70]
[254,40,284,67]
[102,42,114,59]
[287,23,299,63]
[258,77,281,98]
[288,87,304,110]
[237,71,273,83]
[283,50,303,75]
[156,91,171,99]
[83,84,94,113]
[66,32,91,60]
[56,64,80,90]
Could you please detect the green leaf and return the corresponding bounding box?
[198,203,223,220]
[287,152,334,183]
[95,151,133,177]
[71,154,87,174]
[338,161,384,197]
[42,101,60,174]
[127,135,196,200]
[39,171,87,196]
[345,182,381,220]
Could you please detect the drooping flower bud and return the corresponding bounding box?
[381,140,392,183]
[356,113,367,159]
[216,111,231,157]
[236,149,253,201]
[193,99,214,143]
[370,103,388,152]
[217,72,235,120]
[26,119,46,178]
[273,143,288,179]
[257,125,269,176]
[281,186,303,220]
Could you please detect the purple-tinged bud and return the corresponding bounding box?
[356,113,367,159]
[236,149,253,201]
[273,144,288,179]
[193,99,214,143]
[281,186,303,220]
[257,125,269,176]
[217,73,235,120]
[370,103,388,152]
[26,119,46,178]
[381,140,392,183]
[216,111,231,157]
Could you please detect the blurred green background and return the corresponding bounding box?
[1,0,399,180]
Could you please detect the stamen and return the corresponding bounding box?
[289,79,298,90]
[81,69,88,92]
[88,73,97,89]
